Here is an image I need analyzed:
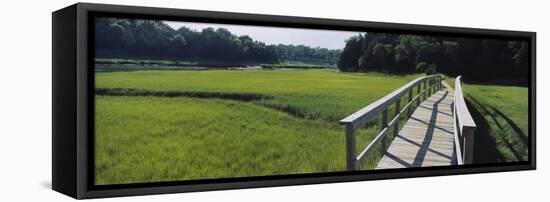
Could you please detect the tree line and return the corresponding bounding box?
[95,17,340,65]
[338,33,529,84]
[275,44,340,64]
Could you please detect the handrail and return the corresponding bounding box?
[339,74,443,170]
[453,76,477,164]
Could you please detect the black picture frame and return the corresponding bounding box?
[52,2,536,199]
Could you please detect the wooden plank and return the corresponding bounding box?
[376,89,457,169]
[392,134,454,145]
[389,139,454,150]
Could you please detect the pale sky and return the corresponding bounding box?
[163,20,363,50]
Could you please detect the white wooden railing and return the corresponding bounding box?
[453,76,477,164]
[339,74,443,171]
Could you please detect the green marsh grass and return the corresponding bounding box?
[95,70,425,184]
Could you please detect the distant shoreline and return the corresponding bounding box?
[95,58,338,72]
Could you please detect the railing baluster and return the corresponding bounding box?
[407,89,413,117]
[417,82,422,105]
[432,77,436,91]
[393,100,400,138]
[432,78,438,91]
[428,79,434,97]
[423,79,427,100]
[345,124,356,171]
[432,78,435,93]
[462,127,475,164]
[380,108,388,152]
[429,78,433,95]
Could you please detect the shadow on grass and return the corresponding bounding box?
[464,98,503,163]
[466,96,527,163]
[490,106,528,146]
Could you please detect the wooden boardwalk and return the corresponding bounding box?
[376,88,456,169]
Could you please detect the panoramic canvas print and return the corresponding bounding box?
[94,17,529,185]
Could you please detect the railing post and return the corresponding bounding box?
[429,78,433,95]
[432,77,437,93]
[462,127,476,164]
[434,77,438,91]
[417,82,422,105]
[439,76,442,90]
[393,100,401,138]
[426,79,432,98]
[434,76,439,92]
[345,124,356,170]
[423,80,427,100]
[407,89,413,117]
[435,77,438,91]
[381,109,388,152]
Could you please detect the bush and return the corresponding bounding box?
[416,62,437,75]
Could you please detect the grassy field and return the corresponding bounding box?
[95,70,422,185]
[447,78,529,163]
[464,84,529,163]
[96,70,421,122]
[95,96,345,184]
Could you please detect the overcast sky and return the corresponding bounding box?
[163,20,363,50]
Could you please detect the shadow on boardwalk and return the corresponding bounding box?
[377,83,527,168]
[377,90,455,169]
